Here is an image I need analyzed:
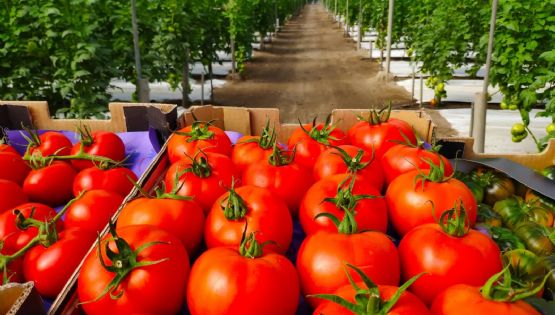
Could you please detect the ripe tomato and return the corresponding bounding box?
[313,145,384,190]
[167,122,232,163]
[64,190,124,233]
[399,223,502,305]
[23,228,96,298]
[0,143,19,155]
[297,230,400,308]
[27,131,72,157]
[204,185,293,254]
[72,166,138,197]
[164,152,238,213]
[243,148,313,215]
[0,179,28,213]
[232,135,274,174]
[0,203,63,253]
[78,225,189,315]
[70,131,125,170]
[187,233,299,315]
[313,282,430,315]
[381,143,453,185]
[299,174,387,235]
[117,196,205,256]
[430,284,540,315]
[23,161,77,206]
[386,169,477,236]
[287,123,347,169]
[0,152,30,185]
[348,109,416,159]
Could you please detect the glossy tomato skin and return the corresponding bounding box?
[0,144,19,155]
[399,224,502,305]
[313,282,431,315]
[23,228,96,298]
[0,179,28,213]
[430,284,540,315]
[231,135,273,174]
[23,161,77,206]
[72,166,138,197]
[287,124,348,169]
[70,131,125,170]
[187,246,299,315]
[313,145,384,191]
[243,160,313,216]
[204,186,293,254]
[78,225,189,315]
[386,170,477,236]
[0,152,30,186]
[381,145,453,185]
[164,152,238,213]
[348,119,416,159]
[167,125,232,163]
[64,190,124,233]
[296,231,400,308]
[0,203,63,253]
[117,197,205,256]
[299,174,387,235]
[29,131,72,157]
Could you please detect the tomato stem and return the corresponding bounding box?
[330,146,373,175]
[268,142,295,167]
[298,115,342,145]
[480,265,551,302]
[23,144,124,170]
[435,199,470,237]
[412,154,452,190]
[221,181,248,220]
[357,102,392,126]
[238,225,273,259]
[324,175,380,215]
[175,120,215,141]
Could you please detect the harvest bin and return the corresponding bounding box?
[0,101,178,314]
[48,105,436,315]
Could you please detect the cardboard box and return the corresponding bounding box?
[0,282,45,315]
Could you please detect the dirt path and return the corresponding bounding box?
[213,4,414,123]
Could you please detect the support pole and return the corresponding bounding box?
[201,72,205,106]
[131,0,148,102]
[357,0,362,50]
[385,0,394,76]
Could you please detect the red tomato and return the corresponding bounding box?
[164,152,238,213]
[72,166,138,197]
[313,145,384,190]
[0,143,19,155]
[242,150,313,215]
[232,135,274,174]
[399,223,502,305]
[23,161,77,206]
[381,143,453,185]
[348,115,416,159]
[64,190,124,233]
[314,282,430,315]
[117,197,205,256]
[204,185,293,254]
[0,203,63,253]
[386,169,477,236]
[297,230,400,308]
[187,234,299,315]
[23,228,96,298]
[287,123,347,169]
[167,123,232,163]
[0,179,28,213]
[430,284,540,315]
[78,225,189,315]
[27,131,72,157]
[70,131,125,170]
[299,174,387,235]
[0,152,30,185]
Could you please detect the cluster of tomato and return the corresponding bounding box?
[0,128,138,300]
[67,106,549,315]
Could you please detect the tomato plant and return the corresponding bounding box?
[0,152,31,186]
[70,129,125,170]
[64,190,124,233]
[0,179,28,213]
[187,230,299,315]
[167,121,232,163]
[23,161,77,206]
[73,166,138,197]
[78,224,189,315]
[23,228,96,298]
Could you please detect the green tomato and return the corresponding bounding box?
[512,123,527,136]
[509,104,519,111]
[436,82,445,91]
[546,123,555,135]
[500,101,508,110]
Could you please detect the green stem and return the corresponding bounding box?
[525,125,542,152]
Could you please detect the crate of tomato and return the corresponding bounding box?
[0,101,177,314]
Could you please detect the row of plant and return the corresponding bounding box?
[323,0,555,151]
[0,0,303,117]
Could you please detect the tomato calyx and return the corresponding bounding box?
[298,115,341,145]
[309,263,425,315]
[434,200,470,237]
[268,142,295,167]
[20,124,43,151]
[316,207,359,235]
[480,264,551,303]
[502,249,547,291]
[76,124,96,147]
[178,150,213,178]
[357,102,392,126]
[324,175,380,215]
[239,119,277,150]
[413,155,453,189]
[82,221,170,303]
[220,181,248,220]
[331,146,373,174]
[175,120,216,142]
[238,226,274,259]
